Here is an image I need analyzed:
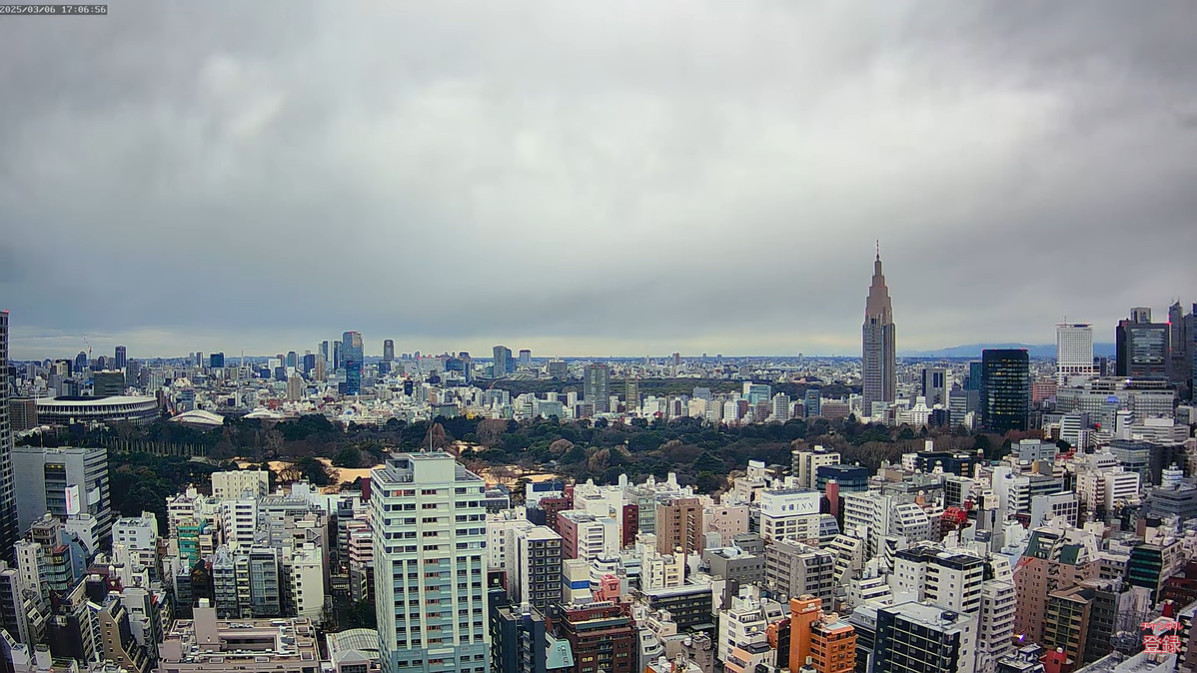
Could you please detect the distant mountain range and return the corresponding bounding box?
[899,343,1117,359]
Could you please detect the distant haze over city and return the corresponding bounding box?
[3,4,1195,359]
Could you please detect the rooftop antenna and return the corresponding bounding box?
[875,239,880,260]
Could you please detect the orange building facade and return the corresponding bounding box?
[789,595,857,673]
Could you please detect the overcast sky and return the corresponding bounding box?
[2,2,1196,359]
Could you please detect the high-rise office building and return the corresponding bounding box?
[1189,304,1197,396]
[209,352,225,369]
[920,367,948,407]
[13,445,112,544]
[114,346,127,371]
[333,341,342,370]
[301,353,315,374]
[492,346,512,378]
[92,371,125,397]
[383,339,395,363]
[966,361,983,391]
[862,248,896,416]
[342,331,363,395]
[8,399,36,433]
[517,349,531,369]
[981,349,1030,434]
[804,389,821,418]
[0,313,17,563]
[286,351,298,370]
[372,452,489,673]
[320,340,330,363]
[1116,308,1170,379]
[583,364,610,413]
[1056,323,1095,384]
[1168,302,1189,387]
[625,378,639,411]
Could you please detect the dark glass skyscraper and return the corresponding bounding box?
[383,339,395,363]
[862,248,896,415]
[1116,308,1170,379]
[981,348,1030,433]
[342,331,363,395]
[114,345,127,370]
[0,312,19,562]
[492,345,512,378]
[1169,302,1188,387]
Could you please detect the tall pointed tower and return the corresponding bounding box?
[862,245,896,416]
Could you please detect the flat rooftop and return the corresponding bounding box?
[881,601,973,631]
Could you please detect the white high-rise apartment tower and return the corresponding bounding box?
[1056,323,1095,384]
[371,452,489,673]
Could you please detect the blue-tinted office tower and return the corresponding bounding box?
[209,352,225,369]
[981,349,1030,434]
[966,362,983,391]
[286,351,298,370]
[342,331,363,395]
[321,340,330,363]
[804,389,821,418]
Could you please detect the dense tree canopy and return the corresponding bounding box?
[47,397,1019,514]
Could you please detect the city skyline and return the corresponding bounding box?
[3,5,1197,673]
[0,254,1167,362]
[0,317,1142,361]
[3,4,1196,360]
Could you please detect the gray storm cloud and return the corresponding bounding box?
[2,1,1196,358]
